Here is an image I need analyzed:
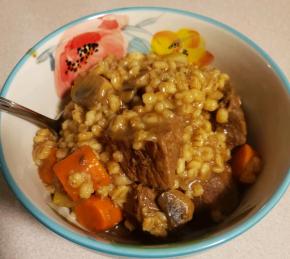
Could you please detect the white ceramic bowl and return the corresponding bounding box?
[1,7,289,258]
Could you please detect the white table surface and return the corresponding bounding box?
[0,0,289,258]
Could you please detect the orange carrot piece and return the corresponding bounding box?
[38,148,57,185]
[53,146,111,201]
[75,196,122,231]
[231,144,257,179]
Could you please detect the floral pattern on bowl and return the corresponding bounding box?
[35,14,214,98]
[151,28,213,65]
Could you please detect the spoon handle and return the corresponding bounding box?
[0,96,58,131]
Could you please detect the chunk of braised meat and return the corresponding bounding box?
[111,117,183,190]
[194,166,240,221]
[123,184,168,237]
[157,190,194,229]
[218,85,247,149]
[201,166,232,206]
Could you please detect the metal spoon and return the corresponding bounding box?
[0,96,62,134]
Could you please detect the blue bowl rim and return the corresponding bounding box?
[0,6,289,258]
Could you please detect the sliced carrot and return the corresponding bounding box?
[38,148,57,184]
[231,144,255,176]
[53,145,111,201]
[231,144,261,183]
[75,196,122,231]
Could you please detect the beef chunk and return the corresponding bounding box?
[194,166,239,220]
[218,86,247,149]
[201,167,232,205]
[124,184,168,237]
[124,184,159,222]
[112,117,183,190]
[157,190,194,229]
